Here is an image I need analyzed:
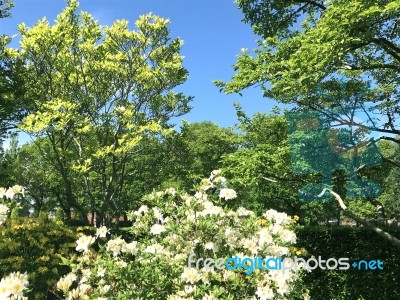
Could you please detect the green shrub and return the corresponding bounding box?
[295,226,400,300]
[0,217,78,299]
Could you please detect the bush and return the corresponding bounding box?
[295,226,400,300]
[0,216,78,299]
[55,171,306,299]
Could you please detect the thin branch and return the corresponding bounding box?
[341,64,399,71]
[318,188,400,248]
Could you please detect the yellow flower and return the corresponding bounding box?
[39,256,50,262]
[257,218,267,227]
[38,267,48,274]
[291,215,300,224]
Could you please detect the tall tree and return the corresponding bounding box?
[0,0,13,136]
[10,0,192,223]
[217,0,400,244]
[166,121,239,190]
[216,0,400,142]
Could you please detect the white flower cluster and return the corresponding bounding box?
[0,185,25,200]
[218,188,237,200]
[56,273,77,294]
[106,237,138,256]
[58,225,139,299]
[56,171,301,299]
[75,235,96,253]
[0,185,25,225]
[129,171,300,299]
[0,204,9,225]
[0,272,29,299]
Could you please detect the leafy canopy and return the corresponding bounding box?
[217,0,400,137]
[7,0,192,221]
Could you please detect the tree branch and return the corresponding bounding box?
[318,188,400,248]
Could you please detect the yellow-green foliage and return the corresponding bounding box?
[0,216,92,299]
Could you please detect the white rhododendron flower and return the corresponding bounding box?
[106,237,127,257]
[57,273,77,293]
[264,209,291,225]
[199,178,213,191]
[209,169,221,180]
[0,187,6,198]
[194,192,207,201]
[204,242,219,253]
[0,272,29,299]
[12,185,25,197]
[280,229,297,243]
[202,293,217,300]
[96,226,109,238]
[212,176,227,186]
[199,201,224,217]
[0,204,9,225]
[181,267,201,284]
[116,259,128,268]
[184,285,196,294]
[97,266,106,277]
[68,287,80,299]
[258,228,274,246]
[122,241,138,255]
[218,188,237,200]
[236,207,254,216]
[256,286,274,300]
[5,188,14,200]
[134,205,149,217]
[150,223,167,235]
[152,207,166,223]
[241,237,259,255]
[165,187,176,196]
[99,285,111,294]
[0,185,25,200]
[144,243,164,254]
[76,235,95,253]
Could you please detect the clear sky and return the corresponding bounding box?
[1,0,278,136]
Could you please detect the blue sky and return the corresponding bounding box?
[1,0,278,136]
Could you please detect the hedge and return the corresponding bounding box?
[295,226,400,300]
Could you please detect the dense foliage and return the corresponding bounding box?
[296,226,400,300]
[55,171,304,299]
[1,0,400,299]
[0,216,90,299]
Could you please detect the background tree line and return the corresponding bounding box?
[1,0,399,228]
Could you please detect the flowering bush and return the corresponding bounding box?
[0,216,88,299]
[56,171,305,299]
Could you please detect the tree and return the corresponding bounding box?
[216,0,400,142]
[10,0,192,223]
[161,121,239,190]
[118,121,239,208]
[0,0,13,136]
[217,0,400,244]
[221,105,346,224]
[10,138,65,216]
[0,0,12,18]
